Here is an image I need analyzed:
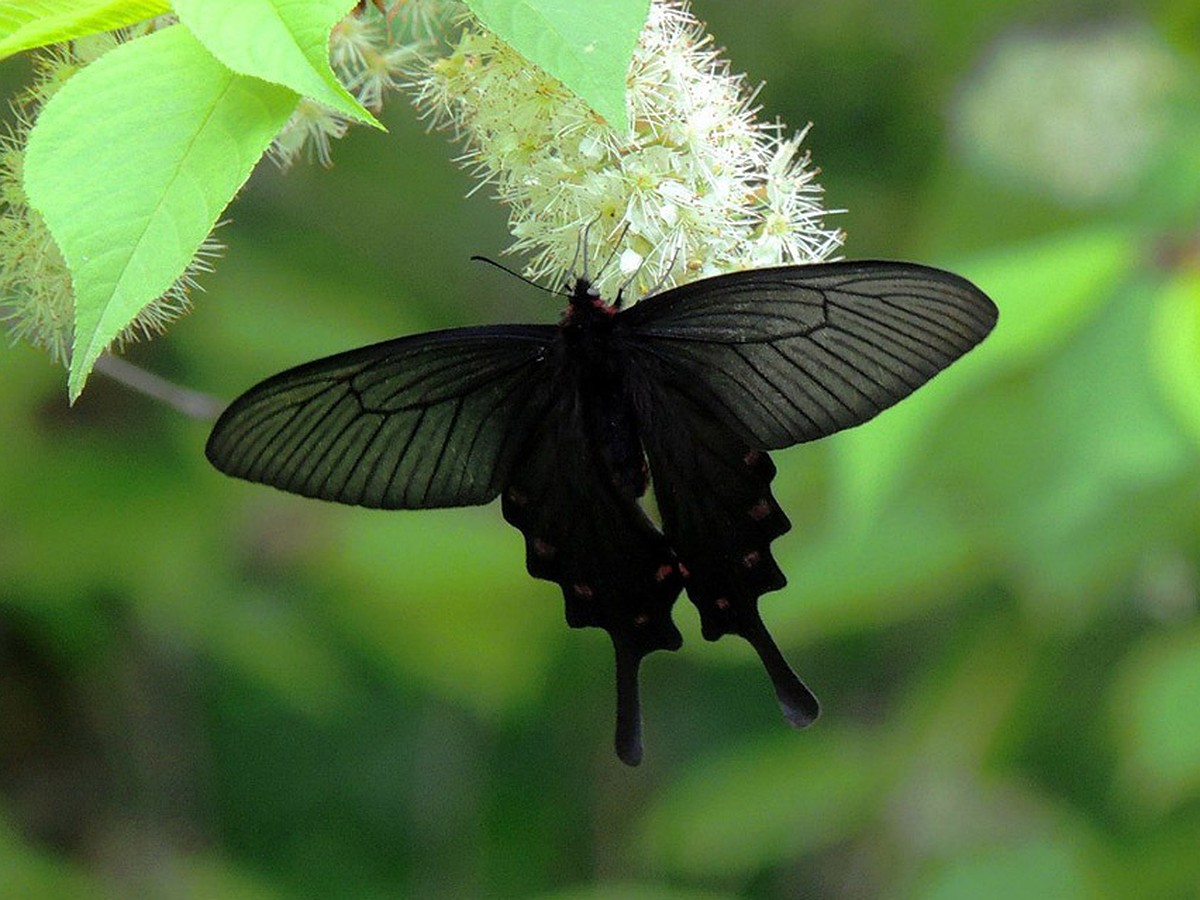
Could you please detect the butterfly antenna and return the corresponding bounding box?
[470,256,566,298]
[646,239,684,296]
[573,221,592,282]
[592,220,632,286]
[613,641,645,766]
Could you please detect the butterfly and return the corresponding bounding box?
[206,260,997,765]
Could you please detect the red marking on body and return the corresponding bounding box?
[748,498,772,520]
[572,583,594,599]
[743,450,762,466]
[742,550,761,568]
[715,597,730,611]
[654,563,674,583]
[532,538,556,559]
[678,562,690,580]
[506,487,528,506]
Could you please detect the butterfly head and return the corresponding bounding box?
[563,277,618,325]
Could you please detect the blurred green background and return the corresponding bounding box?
[4,1,1200,897]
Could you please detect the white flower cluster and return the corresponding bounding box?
[952,26,1183,207]
[410,0,843,299]
[270,0,458,167]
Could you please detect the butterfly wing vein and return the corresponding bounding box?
[206,326,557,509]
[619,261,998,448]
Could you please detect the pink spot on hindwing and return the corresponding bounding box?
[748,498,772,520]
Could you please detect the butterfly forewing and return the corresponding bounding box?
[618,261,998,449]
[206,325,556,508]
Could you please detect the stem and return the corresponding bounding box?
[94,354,224,422]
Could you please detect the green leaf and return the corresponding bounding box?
[995,277,1193,614]
[640,728,887,877]
[772,497,976,643]
[463,0,650,130]
[22,25,298,400]
[174,0,380,128]
[537,886,738,900]
[831,226,1141,527]
[0,813,108,899]
[914,839,1093,900]
[1113,626,1200,811]
[1155,1,1200,67]
[1150,269,1200,450]
[0,0,168,60]
[320,510,562,717]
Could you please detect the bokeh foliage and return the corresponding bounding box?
[3,0,1200,897]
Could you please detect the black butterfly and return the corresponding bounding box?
[206,261,997,765]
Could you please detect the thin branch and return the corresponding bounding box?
[94,354,225,422]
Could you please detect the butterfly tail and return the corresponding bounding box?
[738,607,819,728]
[613,640,645,766]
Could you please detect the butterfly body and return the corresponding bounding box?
[207,261,998,765]
[553,282,649,500]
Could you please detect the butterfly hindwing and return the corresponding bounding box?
[628,371,819,728]
[618,261,998,449]
[206,325,556,509]
[617,260,997,728]
[500,369,684,766]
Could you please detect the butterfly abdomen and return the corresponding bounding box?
[560,285,652,500]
